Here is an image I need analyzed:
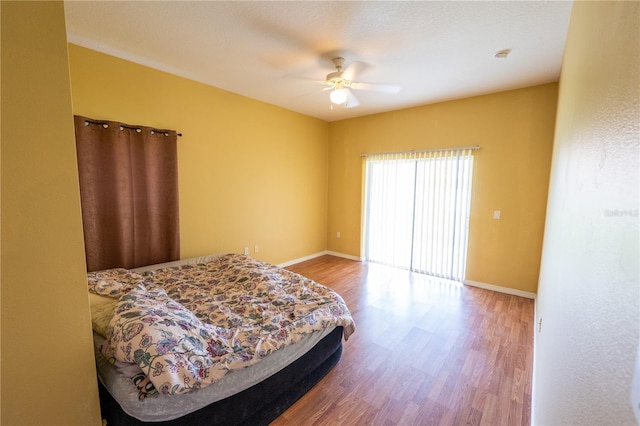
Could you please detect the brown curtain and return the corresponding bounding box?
[74,115,179,272]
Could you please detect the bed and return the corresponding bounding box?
[88,253,355,425]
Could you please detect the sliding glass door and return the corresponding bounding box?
[363,148,475,282]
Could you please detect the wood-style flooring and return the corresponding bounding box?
[272,255,534,425]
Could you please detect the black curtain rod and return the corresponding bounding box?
[84,119,183,137]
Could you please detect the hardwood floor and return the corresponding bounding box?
[272,255,535,426]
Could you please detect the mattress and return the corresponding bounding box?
[98,327,344,426]
[91,254,341,422]
[94,327,334,421]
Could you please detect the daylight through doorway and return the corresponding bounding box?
[362,147,476,282]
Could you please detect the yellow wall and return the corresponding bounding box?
[68,41,557,295]
[67,44,329,265]
[1,2,101,424]
[69,46,557,295]
[533,1,639,423]
[0,4,568,423]
[327,84,558,293]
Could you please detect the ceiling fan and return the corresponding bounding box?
[322,57,401,108]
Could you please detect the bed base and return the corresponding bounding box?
[99,327,344,426]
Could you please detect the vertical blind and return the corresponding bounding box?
[362,147,477,281]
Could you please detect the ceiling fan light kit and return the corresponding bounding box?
[330,88,348,105]
[326,57,351,106]
[323,56,400,109]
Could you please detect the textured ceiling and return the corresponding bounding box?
[64,1,573,122]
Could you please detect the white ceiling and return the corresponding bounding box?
[64,1,573,122]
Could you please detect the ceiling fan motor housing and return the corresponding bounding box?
[326,58,350,89]
[326,73,351,89]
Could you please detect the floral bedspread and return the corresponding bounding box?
[90,254,355,395]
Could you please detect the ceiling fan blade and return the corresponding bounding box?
[283,74,326,84]
[351,81,401,94]
[341,61,368,81]
[292,88,326,99]
[345,89,360,108]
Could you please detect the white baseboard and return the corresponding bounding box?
[280,255,534,300]
[464,279,537,299]
[326,251,363,261]
[277,250,363,268]
[277,251,328,268]
[531,299,539,425]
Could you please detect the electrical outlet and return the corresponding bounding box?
[254,245,259,253]
[243,247,249,255]
[336,231,341,238]
[493,210,501,220]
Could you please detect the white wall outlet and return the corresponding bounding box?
[243,247,249,255]
[493,210,501,220]
[336,231,341,238]
[254,245,259,253]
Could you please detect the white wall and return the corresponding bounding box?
[533,1,639,424]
